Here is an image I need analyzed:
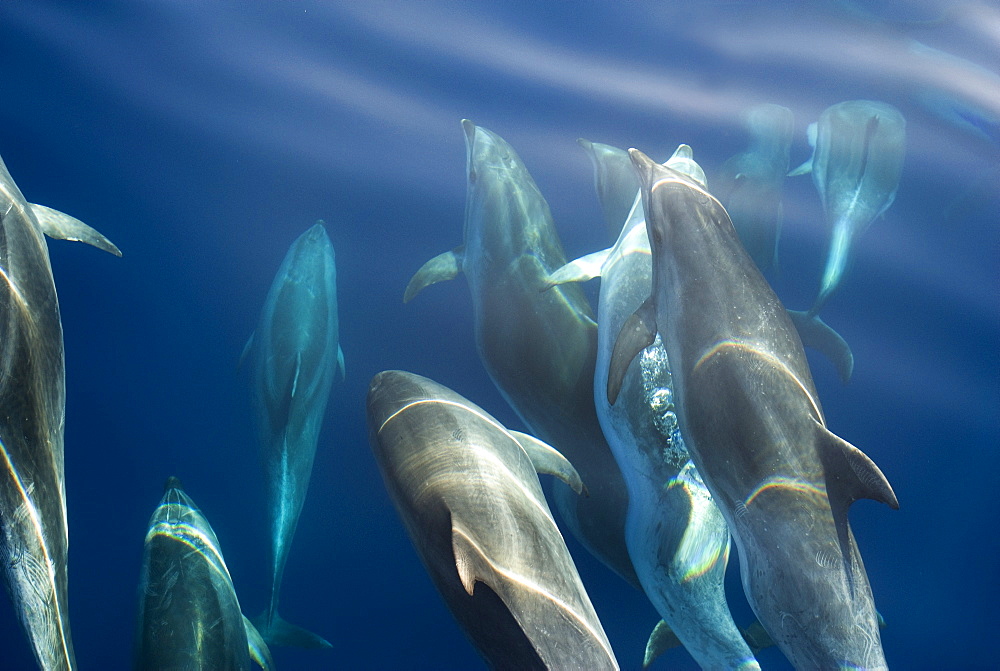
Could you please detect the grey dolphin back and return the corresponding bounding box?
[248,222,338,650]
[366,370,619,671]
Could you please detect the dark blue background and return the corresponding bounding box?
[0,1,996,669]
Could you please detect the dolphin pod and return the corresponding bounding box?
[404,120,637,588]
[0,153,119,671]
[788,100,906,381]
[244,222,343,649]
[134,477,273,671]
[715,103,794,273]
[608,148,898,669]
[548,144,759,669]
[366,370,618,671]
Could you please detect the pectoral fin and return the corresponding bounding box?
[509,430,585,495]
[607,297,657,405]
[544,249,610,288]
[788,158,813,177]
[31,203,122,256]
[403,246,464,302]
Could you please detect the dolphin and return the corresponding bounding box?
[578,139,640,241]
[0,153,119,671]
[404,120,637,587]
[788,100,905,381]
[607,149,899,669]
[244,222,343,649]
[715,103,794,273]
[366,370,619,671]
[548,145,758,670]
[134,477,274,671]
[907,40,1000,146]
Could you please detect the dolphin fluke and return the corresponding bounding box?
[787,309,855,382]
[251,611,333,650]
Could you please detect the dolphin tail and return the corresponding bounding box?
[251,610,333,650]
[642,620,682,668]
[787,309,854,382]
[402,246,464,303]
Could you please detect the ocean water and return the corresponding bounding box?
[0,1,996,669]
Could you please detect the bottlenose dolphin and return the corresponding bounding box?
[578,139,640,241]
[366,370,619,671]
[0,153,119,671]
[608,149,899,669]
[404,120,637,587]
[788,100,905,381]
[134,477,274,671]
[245,222,343,648]
[548,145,758,670]
[715,103,794,273]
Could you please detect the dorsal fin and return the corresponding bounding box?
[509,430,586,496]
[642,620,682,669]
[607,297,657,405]
[817,419,899,510]
[403,247,464,303]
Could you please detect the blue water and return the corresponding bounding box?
[0,1,996,669]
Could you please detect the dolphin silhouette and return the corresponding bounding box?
[244,222,343,649]
[0,153,119,671]
[366,370,619,671]
[788,100,906,381]
[608,149,898,669]
[715,103,794,273]
[578,138,641,241]
[404,120,636,587]
[134,477,274,671]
